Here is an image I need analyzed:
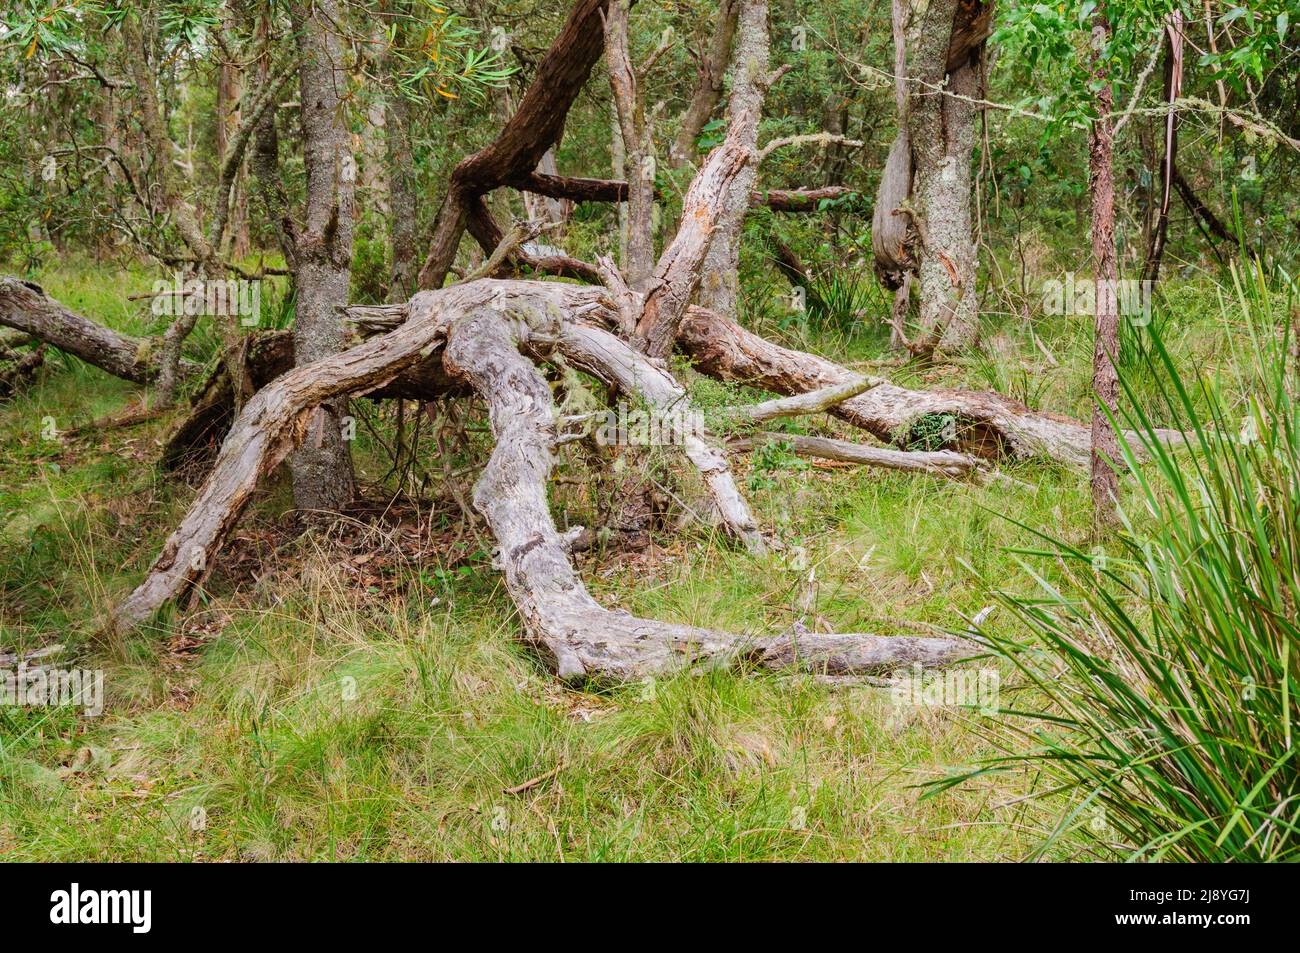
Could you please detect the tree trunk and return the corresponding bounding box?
[1088,3,1121,533]
[603,0,658,291]
[287,0,356,512]
[384,9,418,306]
[1141,9,1184,285]
[0,277,180,384]
[904,0,988,354]
[696,0,768,321]
[216,33,250,260]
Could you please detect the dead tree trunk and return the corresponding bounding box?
[675,304,1185,467]
[0,277,180,384]
[285,0,356,512]
[1089,2,1121,533]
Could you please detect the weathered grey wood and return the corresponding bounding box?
[554,322,767,554]
[679,303,1101,466]
[442,306,977,681]
[342,284,1162,470]
[114,279,977,680]
[731,432,987,479]
[0,277,180,384]
[718,376,881,425]
[111,283,482,631]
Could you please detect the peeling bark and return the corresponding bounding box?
[442,307,976,681]
[873,0,993,354]
[696,0,768,322]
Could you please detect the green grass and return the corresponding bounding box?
[0,258,1281,861]
[938,260,1300,861]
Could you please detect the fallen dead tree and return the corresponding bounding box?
[675,305,1188,468]
[340,288,1141,472]
[112,278,982,681]
[0,276,194,384]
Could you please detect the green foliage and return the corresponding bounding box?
[746,438,808,491]
[804,270,885,333]
[901,413,959,452]
[349,219,390,305]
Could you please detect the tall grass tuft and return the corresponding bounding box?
[938,259,1300,861]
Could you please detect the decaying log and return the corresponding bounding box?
[679,304,1105,467]
[114,282,753,617]
[730,432,990,479]
[111,282,481,631]
[0,277,192,384]
[342,285,1134,470]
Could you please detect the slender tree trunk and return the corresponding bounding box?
[1142,9,1184,285]
[386,90,417,303]
[1089,3,1120,533]
[384,7,417,303]
[216,35,250,260]
[603,0,658,291]
[287,0,356,512]
[696,0,768,320]
[611,113,629,266]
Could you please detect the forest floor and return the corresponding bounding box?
[0,260,1237,860]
